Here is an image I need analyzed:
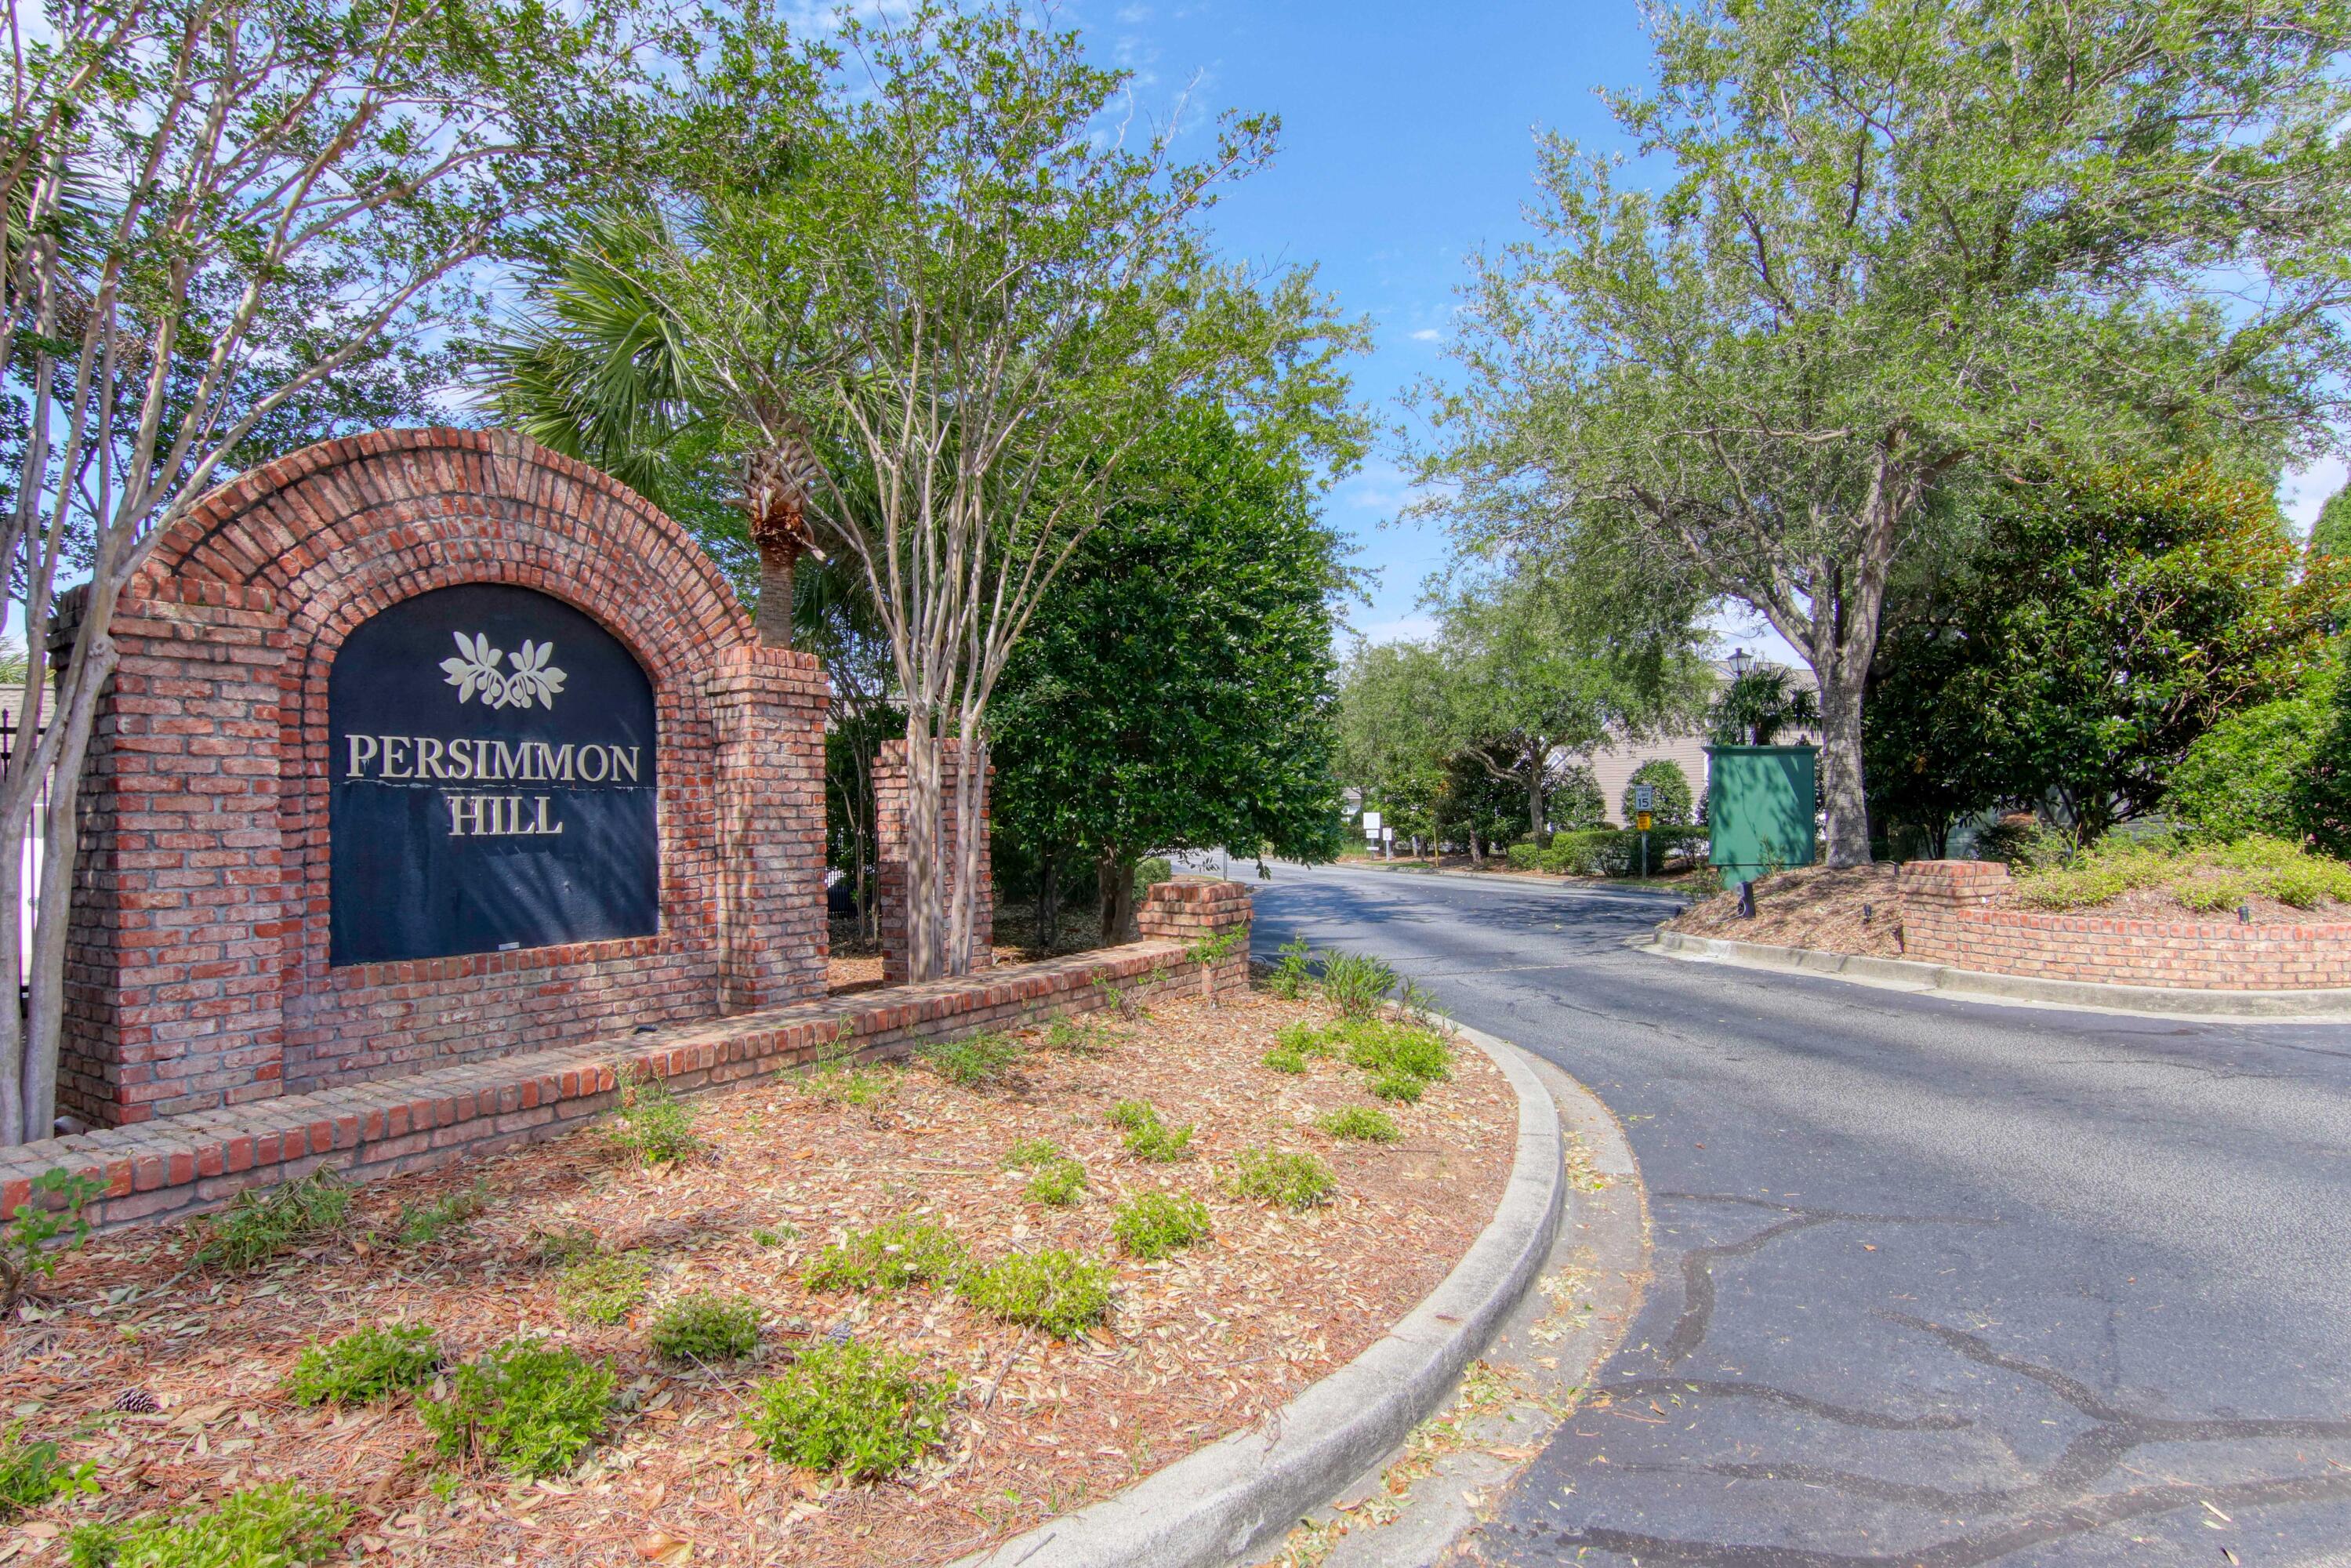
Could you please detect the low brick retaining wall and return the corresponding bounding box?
[1,880,1251,1229]
[1897,861,2351,990]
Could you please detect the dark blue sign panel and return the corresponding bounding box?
[328,584,658,965]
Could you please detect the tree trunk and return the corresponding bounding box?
[1526,741,1547,845]
[902,721,943,982]
[1036,851,1059,952]
[754,543,796,650]
[1468,829,1482,869]
[1815,671,1871,867]
[944,736,986,976]
[1097,854,1137,944]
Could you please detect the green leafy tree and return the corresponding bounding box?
[2297,652,2351,858]
[2313,485,2351,559]
[991,405,1350,942]
[0,0,648,1145]
[1415,0,2351,866]
[1334,640,1449,857]
[2168,655,2342,844]
[1867,464,2351,848]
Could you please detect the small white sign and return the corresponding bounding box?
[1362,811,1383,838]
[1634,783,1655,812]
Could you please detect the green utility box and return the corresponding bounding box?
[1705,745,1818,888]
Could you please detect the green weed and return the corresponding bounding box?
[744,1345,956,1480]
[921,1032,1027,1087]
[1318,1106,1400,1143]
[1338,1019,1452,1083]
[392,1179,489,1247]
[604,1069,699,1164]
[1261,1047,1307,1074]
[1230,1147,1337,1211]
[282,1325,439,1406]
[1108,1100,1193,1162]
[67,1482,345,1568]
[192,1172,354,1271]
[1043,1017,1112,1054]
[1001,1138,1066,1170]
[803,1217,967,1293]
[960,1250,1114,1337]
[0,1422,95,1520]
[420,1340,614,1479]
[1,1168,104,1312]
[1111,1192,1212,1261]
[799,1065,897,1109]
[1265,936,1315,1000]
[648,1294,760,1366]
[555,1251,652,1325]
[1275,1020,1340,1060]
[1370,1072,1425,1104]
[1026,1160,1087,1206]
[1316,950,1399,1018]
[528,1224,600,1266]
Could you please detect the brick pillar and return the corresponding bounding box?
[875,738,993,984]
[1893,860,2010,964]
[705,647,830,1012]
[1137,878,1254,998]
[61,583,288,1127]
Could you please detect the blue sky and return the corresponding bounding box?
[1068,0,2346,661]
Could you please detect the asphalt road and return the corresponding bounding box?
[1248,860,2351,1568]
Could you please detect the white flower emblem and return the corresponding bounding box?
[440,631,568,710]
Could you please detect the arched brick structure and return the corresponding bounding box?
[61,429,829,1127]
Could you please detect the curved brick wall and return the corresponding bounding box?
[63,429,830,1125]
[1896,861,2351,990]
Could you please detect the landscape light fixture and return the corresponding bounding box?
[1729,648,1754,679]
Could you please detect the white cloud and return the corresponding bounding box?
[1344,613,1439,646]
[1407,328,1442,343]
[2280,457,2346,534]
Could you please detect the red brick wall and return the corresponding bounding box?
[874,737,994,984]
[63,429,829,1127]
[1896,860,2351,990]
[4,881,1257,1232]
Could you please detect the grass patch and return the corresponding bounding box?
[0,1423,93,1520]
[750,1225,795,1248]
[803,1217,967,1294]
[1043,1017,1112,1054]
[1108,1100,1194,1163]
[1261,1046,1307,1075]
[1001,1138,1066,1170]
[648,1294,760,1366]
[1318,1106,1400,1143]
[744,1344,956,1481]
[2014,832,2351,913]
[604,1069,699,1165]
[1370,1071,1425,1104]
[921,1032,1027,1087]
[960,1249,1114,1337]
[190,1172,353,1272]
[1338,1019,1452,1083]
[281,1325,439,1406]
[66,1483,345,1568]
[1025,1159,1087,1206]
[555,1251,652,1325]
[798,1064,896,1108]
[1275,1020,1341,1060]
[421,1340,615,1479]
[391,1179,488,1247]
[1230,1147,1337,1211]
[1111,1192,1212,1260]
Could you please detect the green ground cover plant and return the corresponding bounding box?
[1230,1147,1337,1210]
[1276,1020,1341,1060]
[191,1173,353,1272]
[797,1064,898,1108]
[744,1345,956,1480]
[1318,1106,1401,1143]
[1316,950,1399,1017]
[1265,936,1315,999]
[1370,1072,1426,1104]
[1025,1159,1087,1206]
[1261,1044,1307,1074]
[528,1225,600,1266]
[2013,833,2351,913]
[921,1032,1027,1087]
[67,1483,346,1568]
[422,1341,615,1479]
[604,1070,699,1164]
[392,1180,489,1247]
[1337,1019,1452,1083]
[555,1252,652,1325]
[1001,1138,1065,1169]
[2,1168,104,1312]
[1108,1100,1194,1162]
[648,1294,760,1365]
[0,1423,94,1519]
[281,1325,439,1406]
[960,1249,1113,1335]
[1111,1192,1213,1260]
[804,1218,967,1293]
[1043,1017,1113,1054]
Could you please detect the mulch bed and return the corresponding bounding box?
[0,986,1515,1566]
[1667,864,1907,956]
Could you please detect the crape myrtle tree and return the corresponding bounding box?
[0,0,650,1145]
[582,2,1360,981]
[990,404,1350,945]
[1413,0,2351,866]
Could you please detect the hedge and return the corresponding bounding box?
[1505,827,1709,877]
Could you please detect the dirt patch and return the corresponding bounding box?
[0,989,1514,1566]
[1667,863,1906,957]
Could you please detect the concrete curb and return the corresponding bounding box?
[1647,927,2351,1022]
[949,1022,1567,1568]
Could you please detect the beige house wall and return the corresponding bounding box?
[1570,659,1818,828]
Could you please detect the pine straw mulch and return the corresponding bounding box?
[825,910,1106,995]
[1667,863,1907,956]
[0,986,1515,1566]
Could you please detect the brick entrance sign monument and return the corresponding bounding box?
[60,429,830,1127]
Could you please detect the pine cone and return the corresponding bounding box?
[111,1388,159,1414]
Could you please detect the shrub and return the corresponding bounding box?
[1026,1159,1086,1206]
[960,1249,1114,1336]
[1112,1192,1212,1260]
[1319,1106,1400,1143]
[1134,856,1174,895]
[2168,664,2336,842]
[1264,936,1315,1000]
[604,1070,699,1164]
[1338,1018,1453,1083]
[2013,833,2351,913]
[392,1180,489,1247]
[1370,1072,1425,1104]
[804,1217,966,1293]
[798,1065,897,1108]
[67,1483,346,1568]
[192,1172,353,1271]
[744,1345,955,1480]
[2,1168,104,1312]
[1261,1046,1306,1074]
[1316,950,1397,1018]
[1108,1101,1193,1163]
[921,1032,1026,1087]
[1276,1020,1339,1060]
[282,1325,439,1406]
[1230,1147,1336,1210]
[1,1423,94,1520]
[422,1340,615,1479]
[1620,759,1695,828]
[649,1294,760,1365]
[556,1251,652,1325]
